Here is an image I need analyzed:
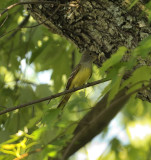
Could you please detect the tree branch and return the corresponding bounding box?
[0,78,109,116]
[0,1,62,17]
[12,82,151,160]
[7,14,30,39]
[0,0,79,18]
[0,15,30,39]
[60,82,151,160]
[0,3,61,39]
[0,12,8,27]
[0,105,7,109]
[0,1,79,39]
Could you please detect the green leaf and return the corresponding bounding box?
[121,66,151,93]
[108,67,125,104]
[36,84,52,98]
[18,86,35,103]
[100,47,127,76]
[42,109,59,127]
[133,35,151,57]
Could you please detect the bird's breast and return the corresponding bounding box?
[70,67,91,89]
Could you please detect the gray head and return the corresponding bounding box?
[80,52,97,63]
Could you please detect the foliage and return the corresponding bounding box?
[0,1,151,160]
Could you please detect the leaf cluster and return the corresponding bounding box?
[0,1,151,160]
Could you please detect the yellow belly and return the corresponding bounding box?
[69,67,91,89]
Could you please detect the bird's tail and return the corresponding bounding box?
[57,93,72,109]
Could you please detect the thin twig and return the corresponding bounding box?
[0,3,61,39]
[9,82,151,159]
[0,78,110,116]
[0,15,30,39]
[0,105,7,109]
[0,20,45,39]
[8,15,30,38]
[0,12,8,28]
[0,28,17,39]
[71,50,75,70]
[0,1,61,17]
[19,79,38,86]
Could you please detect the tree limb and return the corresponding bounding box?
[12,82,151,160]
[0,78,109,116]
[59,83,151,160]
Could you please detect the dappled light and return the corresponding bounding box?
[127,121,151,146]
[0,0,151,160]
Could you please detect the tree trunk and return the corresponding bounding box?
[22,0,151,159]
[24,0,151,63]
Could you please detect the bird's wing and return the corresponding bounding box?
[66,64,82,90]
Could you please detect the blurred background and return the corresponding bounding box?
[0,1,151,160]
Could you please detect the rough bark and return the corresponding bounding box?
[24,0,151,62]
[22,0,151,159]
[23,0,151,98]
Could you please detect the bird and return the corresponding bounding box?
[57,52,97,109]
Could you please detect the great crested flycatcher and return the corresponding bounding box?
[57,52,97,109]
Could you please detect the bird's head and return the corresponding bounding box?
[81,52,98,63]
